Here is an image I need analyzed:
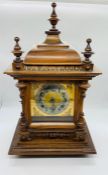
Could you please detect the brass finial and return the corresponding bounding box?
[46,2,60,35]
[82,38,94,62]
[12,37,23,62]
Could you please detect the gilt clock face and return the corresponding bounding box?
[36,84,69,115]
[30,82,75,120]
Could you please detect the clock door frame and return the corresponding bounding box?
[17,79,83,129]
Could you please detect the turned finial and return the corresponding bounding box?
[82,38,94,62]
[46,2,60,35]
[82,38,94,71]
[12,37,23,62]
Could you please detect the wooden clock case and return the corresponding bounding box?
[4,2,101,156]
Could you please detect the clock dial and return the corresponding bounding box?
[36,84,69,115]
[30,82,75,118]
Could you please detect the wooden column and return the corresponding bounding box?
[16,81,31,141]
[75,80,90,141]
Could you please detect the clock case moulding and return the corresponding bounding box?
[4,2,102,156]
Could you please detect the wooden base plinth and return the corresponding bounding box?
[8,119,96,156]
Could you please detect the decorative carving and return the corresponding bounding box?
[75,128,86,141]
[16,82,27,124]
[77,113,84,128]
[20,131,32,141]
[75,81,91,141]
[12,37,24,70]
[79,81,90,98]
[82,38,94,71]
[16,81,32,141]
[75,114,86,141]
[29,131,76,139]
[24,65,83,71]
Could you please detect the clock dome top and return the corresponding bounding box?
[23,2,82,65]
[5,2,102,77]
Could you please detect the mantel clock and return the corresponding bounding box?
[4,2,102,156]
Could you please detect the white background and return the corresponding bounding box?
[0,1,108,175]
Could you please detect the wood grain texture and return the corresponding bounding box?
[8,118,96,156]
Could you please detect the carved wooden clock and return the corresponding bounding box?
[4,2,102,155]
